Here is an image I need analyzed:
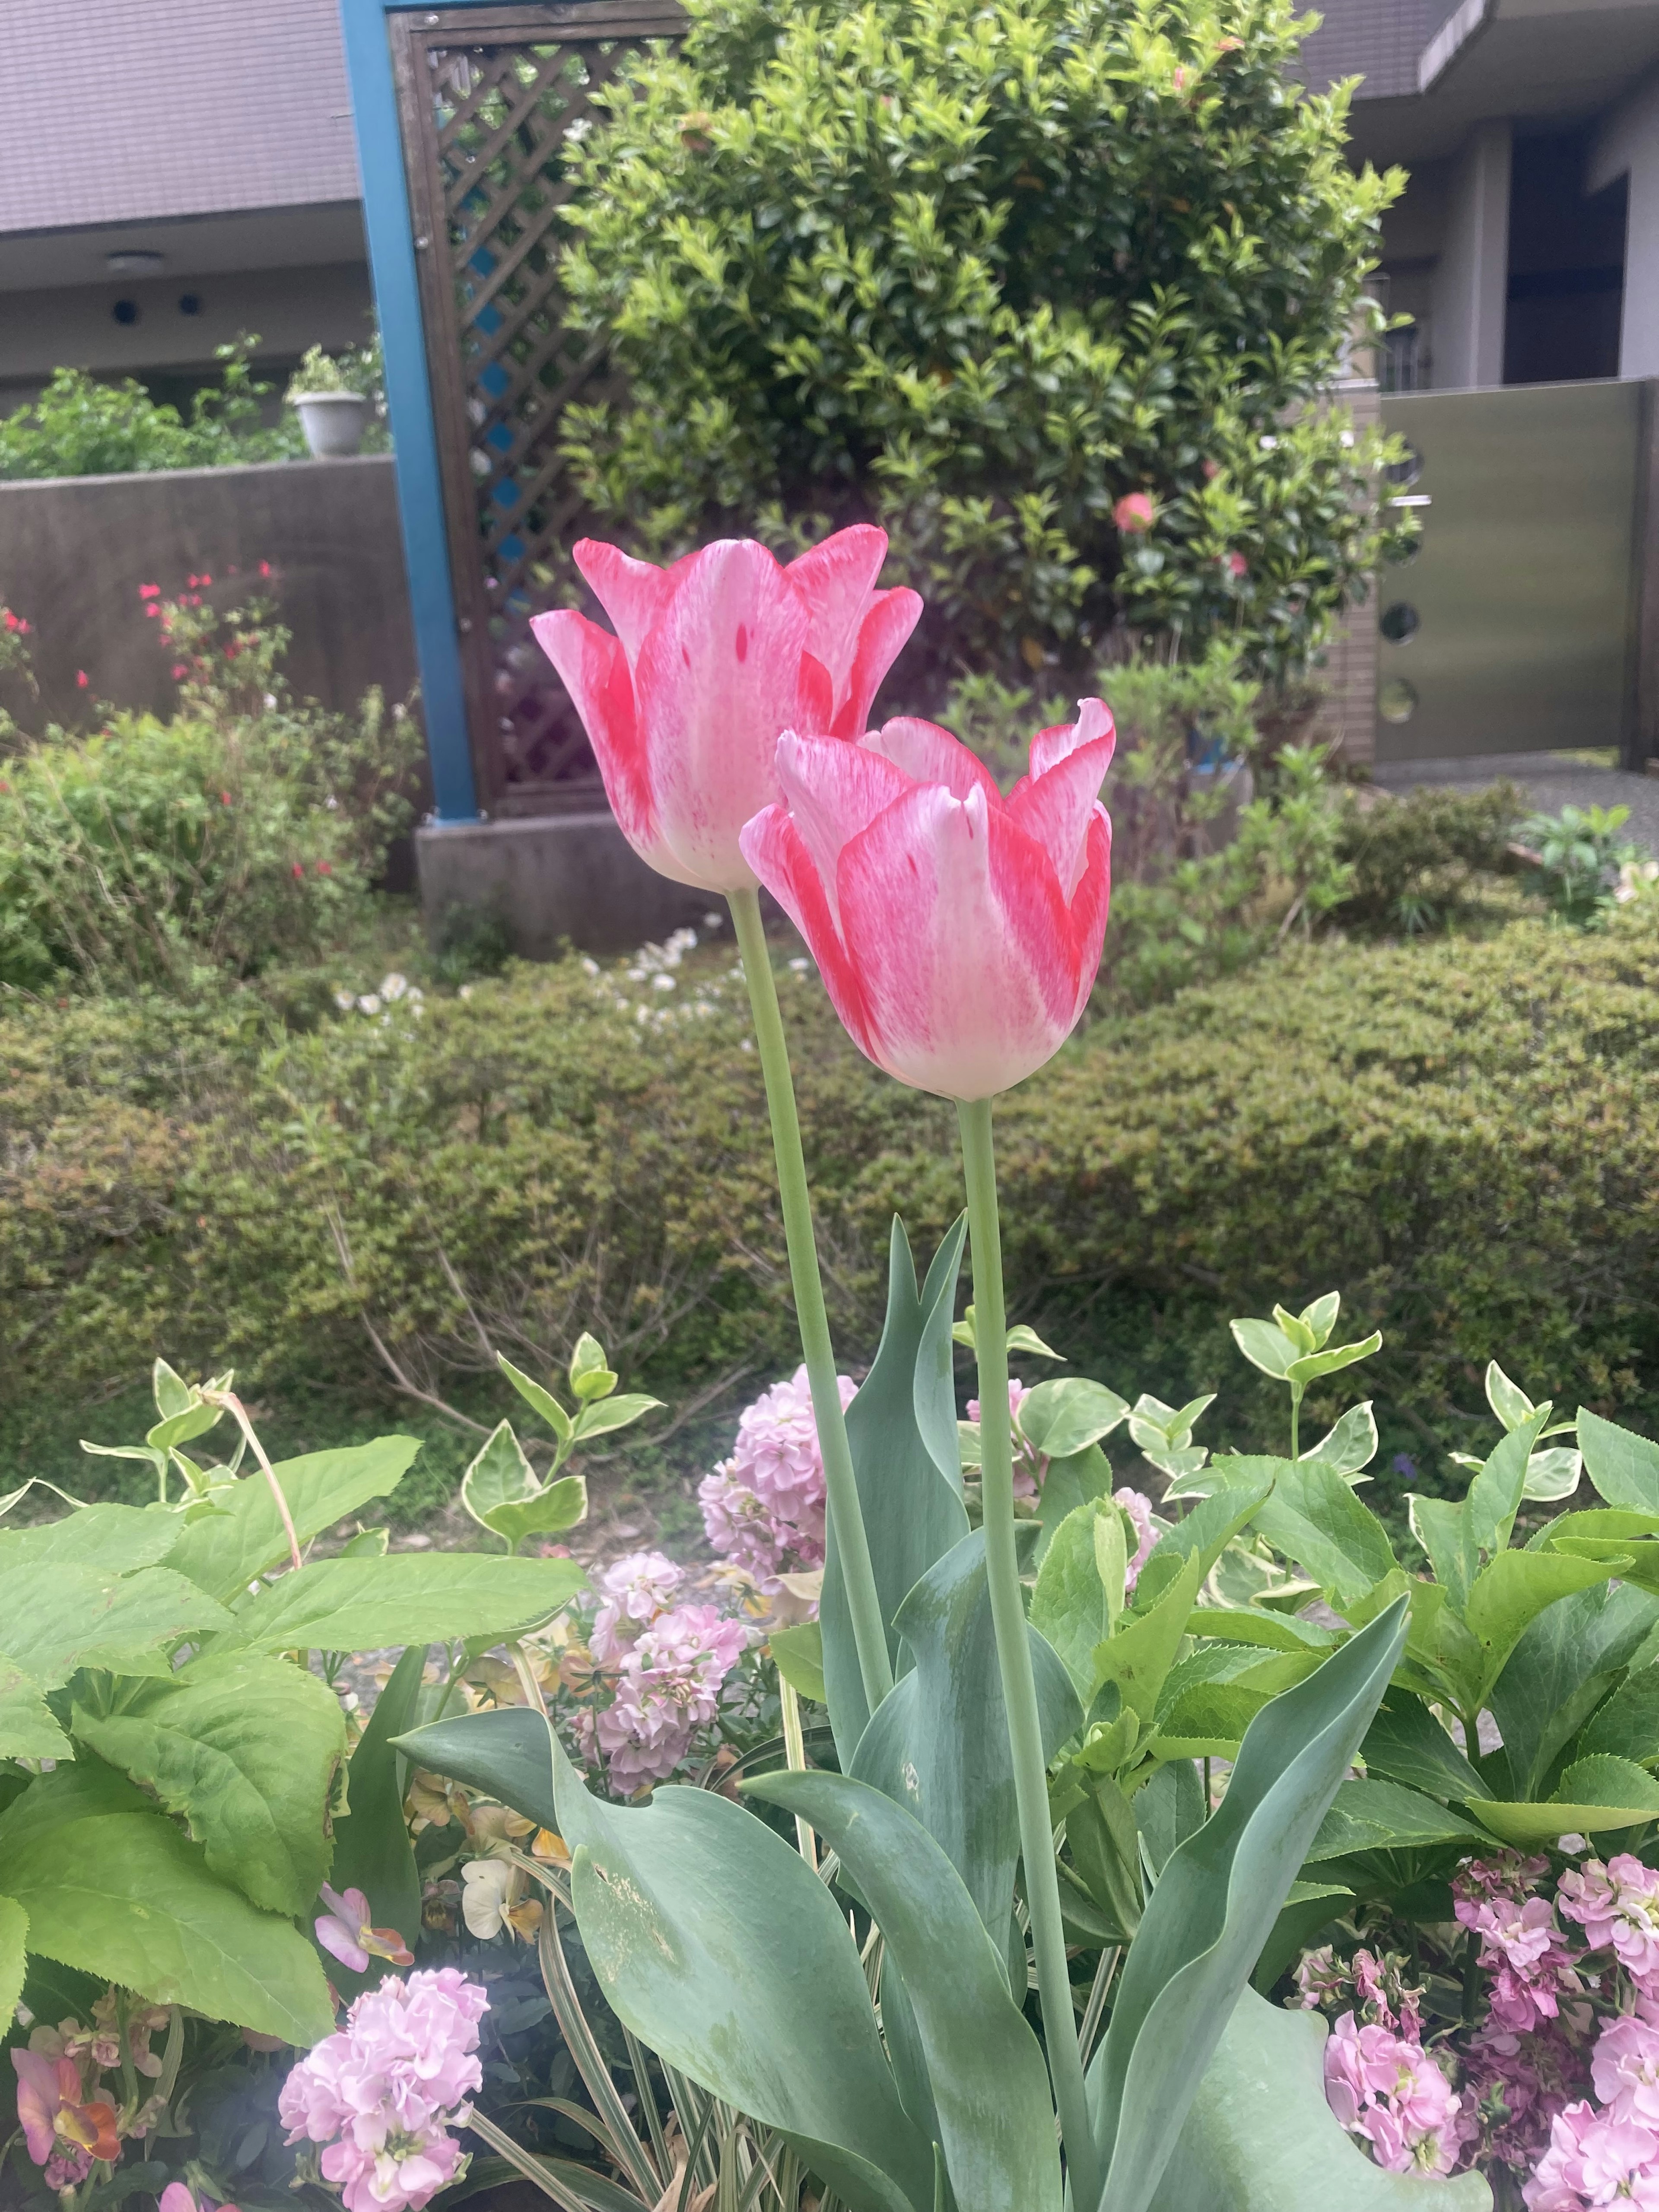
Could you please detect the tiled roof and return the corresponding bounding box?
[0,0,361,237]
[1297,0,1466,101]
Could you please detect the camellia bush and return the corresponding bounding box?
[556,0,1414,694]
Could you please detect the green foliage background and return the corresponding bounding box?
[557,0,1412,695]
[6,907,1657,1517]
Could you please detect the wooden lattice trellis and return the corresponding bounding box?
[392,3,682,817]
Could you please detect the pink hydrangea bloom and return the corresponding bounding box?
[278,1969,486,2212]
[699,1367,855,1578]
[1525,2100,1659,2211]
[590,1549,685,1664]
[1561,1856,1659,1983]
[1323,2012,1465,2176]
[594,1603,751,1789]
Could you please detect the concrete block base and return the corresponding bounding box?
[416,813,713,959]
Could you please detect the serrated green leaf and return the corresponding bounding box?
[0,1895,26,2035]
[1228,1457,1395,1607]
[0,1761,333,2045]
[1186,1610,1337,1654]
[1131,1472,1274,1613]
[211,1553,587,1655]
[769,1621,826,1706]
[1095,1551,1206,1724]
[749,1771,1062,2212]
[498,1354,574,1444]
[1304,1778,1484,1860]
[1018,1377,1129,1459]
[1575,1665,1659,1769]
[0,1562,231,1685]
[1471,1754,1659,1845]
[1229,1318,1301,1380]
[1465,1409,1551,1565]
[0,1503,181,1574]
[1360,1691,1484,1803]
[164,1437,421,1600]
[1580,1408,1659,1510]
[0,1662,72,1761]
[1464,1548,1621,1707]
[1490,1583,1659,1800]
[73,1656,346,1919]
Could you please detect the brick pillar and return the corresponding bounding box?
[1309,369,1381,767]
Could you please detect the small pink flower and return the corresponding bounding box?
[1322,2013,1464,2177]
[1594,2014,1659,2128]
[172,664,188,680]
[1224,551,1248,579]
[700,1367,855,1579]
[138,583,160,599]
[1114,1487,1157,1592]
[76,670,89,688]
[1114,492,1155,534]
[1561,1856,1659,1980]
[590,1549,685,1664]
[161,2187,241,2212]
[313,1882,414,1974]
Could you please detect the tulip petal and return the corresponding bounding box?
[1030,697,1116,779]
[833,587,924,737]
[632,540,812,889]
[1062,809,1113,1022]
[836,785,1081,1100]
[774,734,914,928]
[740,805,879,1063]
[863,717,1002,805]
[572,540,677,671]
[785,525,889,696]
[1005,734,1115,900]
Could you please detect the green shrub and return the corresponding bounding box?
[6,907,1659,1513]
[557,0,1413,696]
[1332,782,1522,936]
[0,340,304,480]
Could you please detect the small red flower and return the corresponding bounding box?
[1224,551,1249,579]
[144,605,161,619]
[200,572,213,586]
[76,671,89,688]
[258,561,273,578]
[172,664,188,680]
[292,862,305,879]
[316,860,333,876]
[138,583,160,600]
[1114,492,1155,534]
[1202,457,1220,481]
[224,643,239,660]
[221,791,232,807]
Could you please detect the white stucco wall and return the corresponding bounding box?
[1430,121,1513,389]
[1589,65,1659,378]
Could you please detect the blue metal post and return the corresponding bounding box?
[338,0,479,823]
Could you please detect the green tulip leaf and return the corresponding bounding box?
[749,1770,1062,2212]
[392,1703,558,1831]
[326,1642,427,1998]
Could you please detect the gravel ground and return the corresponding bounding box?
[1371,751,1659,853]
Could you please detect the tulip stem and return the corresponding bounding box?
[957,1095,1103,2212]
[728,887,893,1716]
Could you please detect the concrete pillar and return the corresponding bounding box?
[1589,68,1659,381]
[1430,121,1512,391]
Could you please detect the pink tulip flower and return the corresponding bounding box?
[740,704,1114,1100]
[531,529,922,893]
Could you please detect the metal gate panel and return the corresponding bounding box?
[1375,381,1641,761]
[390,2,681,817]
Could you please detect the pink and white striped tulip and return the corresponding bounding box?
[530,529,921,893]
[740,705,1114,1100]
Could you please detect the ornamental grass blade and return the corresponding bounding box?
[545,1717,934,2212]
[748,1770,1063,2212]
[851,1527,1080,1952]
[822,1219,970,1765]
[1090,1596,1408,2212]
[1147,1989,1491,2211]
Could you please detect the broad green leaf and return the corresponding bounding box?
[1095,1551,1207,1724]
[480,1479,588,1553]
[1185,1610,1336,1654]
[1033,1500,1120,1701]
[0,1895,26,2035]
[1096,1505,1129,1634]
[0,1503,181,1574]
[1575,1664,1659,1768]
[1285,1333,1382,1387]
[1066,1778,1144,1939]
[822,1218,969,1764]
[1534,1507,1659,1550]
[1229,1318,1300,1379]
[1006,1322,1063,1360]
[550,1721,933,2212]
[211,1552,587,1654]
[165,1437,422,1600]
[1130,1473,1274,1612]
[1580,1408,1659,1510]
[1018,1377,1129,1460]
[498,1355,573,1444]
[147,1402,222,1455]
[1148,1989,1492,2211]
[1471,1754,1659,1845]
[1408,1493,1470,1607]
[340,1526,390,1558]
[1300,1293,1342,1349]
[1465,1409,1551,1563]
[461,1421,538,1525]
[1304,1778,1484,1860]
[391,1704,558,1831]
[570,1392,661,1442]
[1228,1457,1395,1607]
[73,1655,346,1919]
[1491,1583,1659,1800]
[1301,1401,1378,1480]
[852,1529,1081,1948]
[0,1562,231,1685]
[769,1621,826,1706]
[1133,1759,1208,1875]
[1551,1536,1659,1597]
[568,1332,613,1398]
[1128,1393,1215,1452]
[153,1358,198,1421]
[1091,1598,1409,2212]
[1465,1548,1624,1706]
[1524,1448,1583,1503]
[1398,1582,1486,1716]
[0,1760,333,2046]
[750,1771,1062,2212]
[0,1664,72,1761]
[1487,1360,1535,1431]
[327,1643,426,1995]
[1147,1684,1263,1759]
[1360,1692,1484,1803]
[1034,1443,1116,1554]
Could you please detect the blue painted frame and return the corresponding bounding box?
[338,0,516,825]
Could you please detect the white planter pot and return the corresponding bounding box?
[295,392,369,459]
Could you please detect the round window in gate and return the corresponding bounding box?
[1378,677,1418,725]
[1379,602,1421,645]
[1384,443,1424,489]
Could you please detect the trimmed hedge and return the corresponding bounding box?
[4,906,1658,1508]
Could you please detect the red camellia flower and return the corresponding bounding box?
[1224,551,1249,579]
[531,529,922,892]
[1113,493,1155,534]
[76,670,89,688]
[291,862,304,879]
[740,705,1114,1100]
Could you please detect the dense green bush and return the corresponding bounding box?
[0,342,304,480]
[558,0,1412,696]
[6,907,1657,1511]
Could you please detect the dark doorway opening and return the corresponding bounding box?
[1504,131,1627,385]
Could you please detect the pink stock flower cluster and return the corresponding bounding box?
[699,1365,855,1585]
[1560,1856,1659,1985]
[278,1969,486,2212]
[1527,2014,1659,2209]
[583,1552,752,1790]
[1324,2011,1467,2177]
[1457,1853,1584,2034]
